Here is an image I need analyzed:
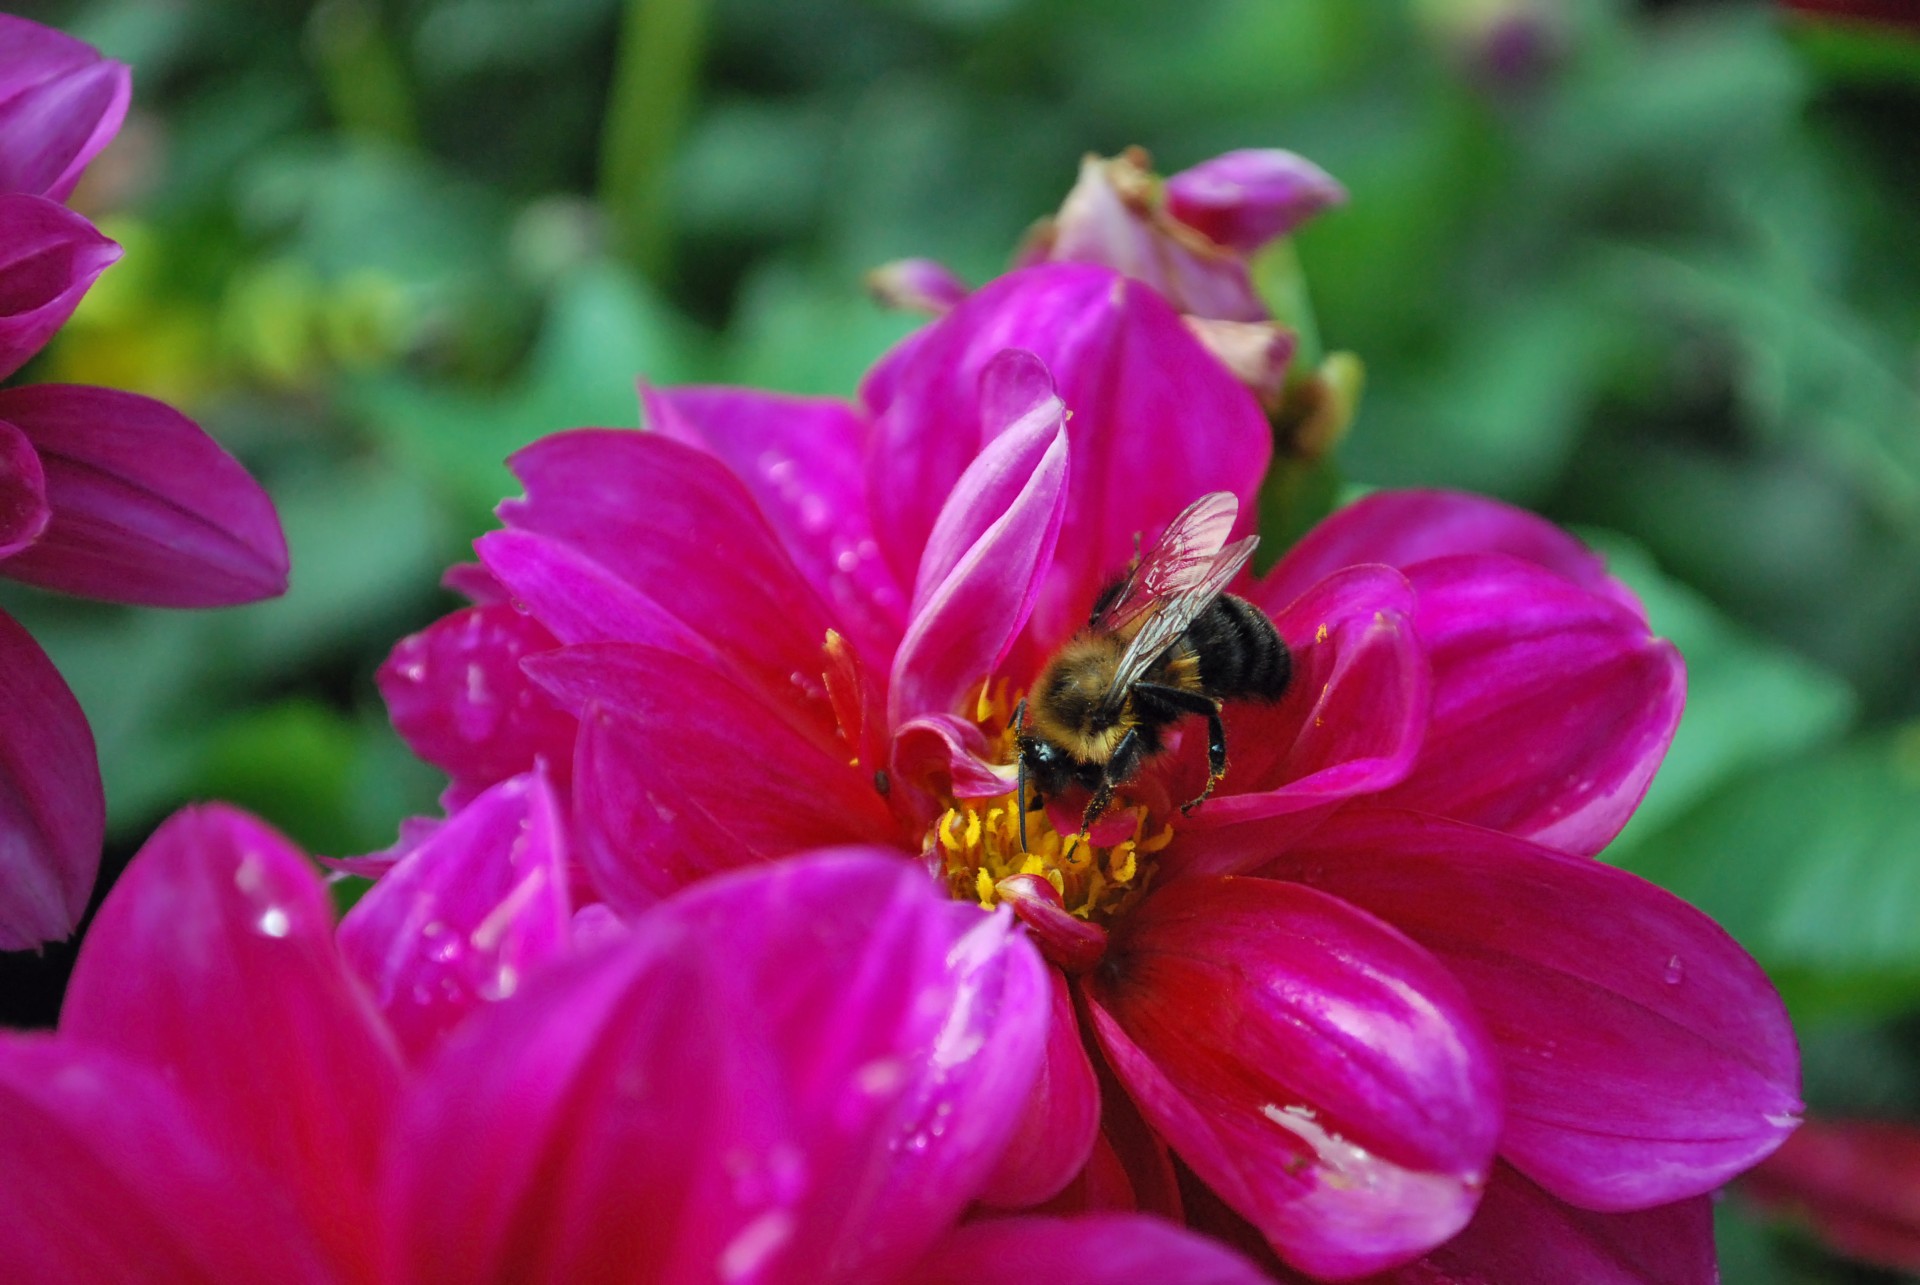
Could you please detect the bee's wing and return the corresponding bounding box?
[1101,532,1260,712]
[1093,492,1242,634]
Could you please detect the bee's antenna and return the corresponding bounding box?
[1017,750,1030,854]
[1012,698,1030,853]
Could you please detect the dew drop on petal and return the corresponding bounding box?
[1663,954,1684,985]
[258,906,291,938]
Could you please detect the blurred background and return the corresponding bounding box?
[2,0,1917,1276]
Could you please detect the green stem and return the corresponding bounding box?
[598,0,709,284]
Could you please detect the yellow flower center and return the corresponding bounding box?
[929,680,1173,925]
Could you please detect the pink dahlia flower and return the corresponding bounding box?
[0,802,1269,1284]
[377,289,1799,1276]
[1743,1116,1920,1272]
[0,15,289,950]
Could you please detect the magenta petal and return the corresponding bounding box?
[1267,809,1801,1211]
[1378,554,1684,855]
[1384,1165,1717,1285]
[382,899,796,1284]
[914,1214,1272,1285]
[475,527,712,655]
[386,853,1049,1285]
[980,967,1102,1208]
[644,383,906,665]
[865,265,1271,645]
[1262,489,1643,617]
[0,417,48,560]
[501,429,840,727]
[0,194,120,380]
[0,606,100,950]
[893,711,1013,801]
[0,1034,335,1284]
[1165,149,1348,253]
[535,643,896,910]
[60,805,404,1281]
[1173,566,1428,879]
[0,17,130,202]
[377,602,576,809]
[658,852,1052,1281]
[868,257,971,314]
[0,384,288,606]
[337,770,572,1061]
[890,354,1069,726]
[1086,876,1501,1279]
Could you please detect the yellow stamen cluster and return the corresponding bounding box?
[935,792,1170,923]
[931,680,1172,924]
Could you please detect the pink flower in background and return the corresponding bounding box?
[0,803,1269,1284]
[375,286,1798,1275]
[1742,1116,1920,1273]
[0,15,289,950]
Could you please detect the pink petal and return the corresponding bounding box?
[0,605,100,949]
[1262,489,1643,617]
[1743,1118,1920,1272]
[643,383,906,665]
[1174,565,1428,877]
[337,770,573,1061]
[0,416,48,560]
[1085,876,1502,1279]
[0,17,130,202]
[892,711,1014,803]
[500,428,841,731]
[1038,152,1268,322]
[980,967,1102,1209]
[1165,149,1349,253]
[381,898,796,1284]
[385,852,1050,1285]
[659,852,1053,1281]
[863,264,1271,647]
[1267,809,1801,1210]
[377,602,576,810]
[534,643,897,911]
[475,527,712,655]
[1377,554,1684,855]
[867,256,971,314]
[890,352,1069,726]
[0,1034,334,1284]
[913,1214,1273,1285]
[0,194,119,380]
[60,805,404,1282]
[1382,1165,1717,1285]
[0,384,288,606]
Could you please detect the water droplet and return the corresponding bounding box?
[258,906,291,938]
[1662,954,1684,985]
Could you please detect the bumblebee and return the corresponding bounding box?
[1013,492,1289,847]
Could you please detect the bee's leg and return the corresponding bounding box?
[1081,728,1144,834]
[1133,683,1228,814]
[1186,701,1229,814]
[1017,749,1030,853]
[1009,697,1027,732]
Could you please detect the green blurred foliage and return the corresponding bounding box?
[6,0,1920,1273]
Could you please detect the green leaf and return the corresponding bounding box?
[1591,532,1856,856]
[1624,732,1920,1019]
[350,260,702,513]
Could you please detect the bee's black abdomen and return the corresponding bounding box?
[1188,594,1290,701]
